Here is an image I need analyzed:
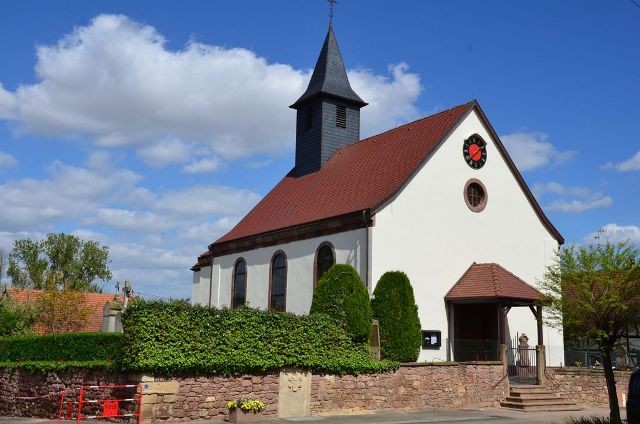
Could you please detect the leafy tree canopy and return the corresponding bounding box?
[539,241,640,424]
[7,233,111,292]
[0,293,37,337]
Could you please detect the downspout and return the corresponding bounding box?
[208,253,214,307]
[362,209,371,293]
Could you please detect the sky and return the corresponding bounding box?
[0,1,639,299]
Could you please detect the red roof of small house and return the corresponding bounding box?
[211,100,563,254]
[445,263,544,302]
[5,288,118,333]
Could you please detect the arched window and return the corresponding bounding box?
[232,258,247,308]
[315,242,335,285]
[270,251,287,312]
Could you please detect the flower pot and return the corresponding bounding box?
[229,408,262,424]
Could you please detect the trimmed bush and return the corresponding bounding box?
[371,271,421,362]
[119,299,396,376]
[0,332,123,362]
[309,264,372,343]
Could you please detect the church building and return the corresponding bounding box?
[191,26,564,365]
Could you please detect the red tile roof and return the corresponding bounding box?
[445,263,544,302]
[211,100,563,251]
[5,288,118,333]
[217,102,474,244]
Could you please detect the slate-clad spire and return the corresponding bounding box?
[291,25,367,108]
[291,26,367,177]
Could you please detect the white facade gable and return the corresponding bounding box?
[370,108,562,363]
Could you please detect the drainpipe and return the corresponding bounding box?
[362,209,371,294]
[208,253,214,307]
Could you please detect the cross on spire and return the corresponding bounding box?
[329,0,337,23]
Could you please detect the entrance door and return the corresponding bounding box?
[452,303,499,361]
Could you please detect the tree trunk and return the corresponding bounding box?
[602,347,622,424]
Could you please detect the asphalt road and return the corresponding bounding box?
[0,406,623,424]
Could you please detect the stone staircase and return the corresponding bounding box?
[500,385,582,412]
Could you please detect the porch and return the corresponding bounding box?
[444,262,546,385]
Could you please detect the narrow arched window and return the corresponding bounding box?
[315,242,335,285]
[270,251,287,312]
[232,258,247,308]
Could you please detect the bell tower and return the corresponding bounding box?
[290,26,367,177]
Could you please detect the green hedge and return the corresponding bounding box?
[371,271,421,362]
[119,300,397,376]
[309,264,372,343]
[0,332,123,362]
[0,360,116,373]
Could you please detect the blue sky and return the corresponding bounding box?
[0,1,638,299]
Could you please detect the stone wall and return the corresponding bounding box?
[0,362,508,422]
[0,368,129,419]
[544,367,631,407]
[311,362,507,414]
[140,373,279,422]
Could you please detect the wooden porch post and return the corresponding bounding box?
[499,305,508,377]
[535,305,545,385]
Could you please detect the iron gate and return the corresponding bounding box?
[507,334,537,385]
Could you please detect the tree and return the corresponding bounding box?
[310,264,372,343]
[7,233,111,292]
[371,271,422,362]
[539,241,640,424]
[0,290,37,336]
[0,247,6,282]
[35,289,93,333]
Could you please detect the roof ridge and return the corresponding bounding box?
[495,263,544,297]
[351,100,476,148]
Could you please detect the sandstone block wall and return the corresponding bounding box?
[311,362,508,414]
[139,373,279,422]
[12,363,618,422]
[544,368,631,407]
[0,368,129,419]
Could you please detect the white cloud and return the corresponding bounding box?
[350,63,422,138]
[182,157,221,174]
[70,228,108,243]
[501,131,574,171]
[533,181,612,213]
[0,151,18,170]
[0,83,17,119]
[1,14,423,165]
[155,185,261,218]
[0,161,141,231]
[584,224,640,244]
[138,139,193,166]
[84,208,175,233]
[545,197,612,213]
[602,151,640,172]
[176,218,237,244]
[109,242,193,270]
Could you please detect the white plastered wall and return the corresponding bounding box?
[193,229,367,315]
[191,266,214,306]
[371,108,564,365]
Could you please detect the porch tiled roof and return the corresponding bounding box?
[445,263,544,302]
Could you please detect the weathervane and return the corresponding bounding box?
[329,0,337,24]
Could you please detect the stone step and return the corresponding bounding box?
[508,392,559,399]
[509,385,552,393]
[505,394,561,402]
[504,396,569,405]
[500,401,583,412]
